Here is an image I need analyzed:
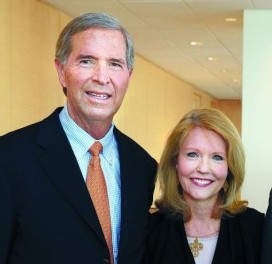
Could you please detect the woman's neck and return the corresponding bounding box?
[184,199,220,237]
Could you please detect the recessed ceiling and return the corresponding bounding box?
[41,0,272,99]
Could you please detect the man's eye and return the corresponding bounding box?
[111,62,121,67]
[109,61,124,70]
[79,59,96,67]
[80,59,91,64]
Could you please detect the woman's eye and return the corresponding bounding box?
[213,154,224,161]
[187,152,198,158]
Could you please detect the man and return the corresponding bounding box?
[0,13,157,264]
[261,188,272,264]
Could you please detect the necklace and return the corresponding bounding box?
[187,229,219,258]
[189,237,203,257]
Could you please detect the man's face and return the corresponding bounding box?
[55,28,132,133]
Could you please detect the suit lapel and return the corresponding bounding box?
[114,129,134,252]
[114,128,148,256]
[35,109,106,246]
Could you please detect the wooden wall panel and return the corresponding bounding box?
[211,100,242,134]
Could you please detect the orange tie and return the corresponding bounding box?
[86,141,113,264]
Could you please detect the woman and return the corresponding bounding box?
[144,108,264,264]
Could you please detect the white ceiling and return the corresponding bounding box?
[42,0,272,99]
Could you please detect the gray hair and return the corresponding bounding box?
[55,12,134,71]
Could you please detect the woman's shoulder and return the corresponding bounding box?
[231,207,265,228]
[237,207,265,219]
[148,210,169,224]
[148,210,183,228]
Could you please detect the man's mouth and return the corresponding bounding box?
[86,92,110,100]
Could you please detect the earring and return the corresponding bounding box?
[223,181,229,192]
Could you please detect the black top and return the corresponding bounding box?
[261,188,272,264]
[144,207,264,264]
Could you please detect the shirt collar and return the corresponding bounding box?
[59,105,115,159]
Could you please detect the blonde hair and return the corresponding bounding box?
[155,108,247,221]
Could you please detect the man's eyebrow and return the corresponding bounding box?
[76,54,127,65]
[109,58,126,65]
[76,54,95,60]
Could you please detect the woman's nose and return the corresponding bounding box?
[196,158,211,173]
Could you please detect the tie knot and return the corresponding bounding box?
[89,141,103,156]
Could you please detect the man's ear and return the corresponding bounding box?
[54,59,67,89]
[129,68,133,79]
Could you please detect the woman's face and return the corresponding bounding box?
[176,127,228,205]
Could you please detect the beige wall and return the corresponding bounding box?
[242,10,272,213]
[0,0,216,162]
[0,0,244,207]
[114,55,213,161]
[0,0,70,134]
[0,0,11,133]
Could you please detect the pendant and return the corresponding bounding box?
[189,237,203,257]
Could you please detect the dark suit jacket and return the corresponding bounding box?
[261,188,272,264]
[0,108,157,264]
[144,208,264,264]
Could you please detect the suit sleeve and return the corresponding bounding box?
[261,188,272,264]
[0,171,16,263]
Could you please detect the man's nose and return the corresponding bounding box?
[92,64,110,85]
